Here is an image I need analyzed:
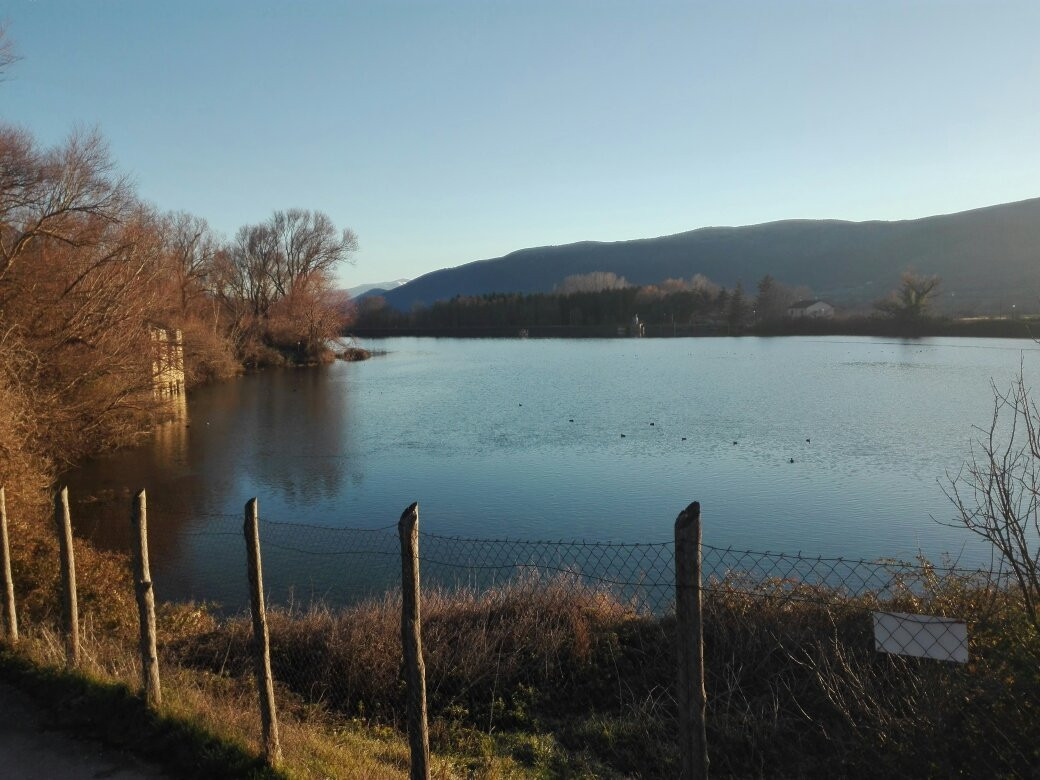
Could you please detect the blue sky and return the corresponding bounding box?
[2,1,1038,287]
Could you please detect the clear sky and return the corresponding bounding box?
[2,1,1038,287]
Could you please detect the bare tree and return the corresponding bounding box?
[0,125,132,284]
[874,271,941,321]
[217,210,356,319]
[556,271,630,294]
[209,210,356,361]
[162,211,218,312]
[269,209,357,298]
[688,274,721,298]
[226,223,280,317]
[943,365,1040,635]
[0,126,164,459]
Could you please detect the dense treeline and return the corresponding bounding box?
[355,272,809,335]
[354,269,1000,339]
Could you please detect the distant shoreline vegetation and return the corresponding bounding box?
[351,271,1038,341]
[351,318,1040,340]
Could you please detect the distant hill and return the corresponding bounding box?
[383,198,1040,313]
[345,278,409,299]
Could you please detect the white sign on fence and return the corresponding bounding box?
[872,611,969,663]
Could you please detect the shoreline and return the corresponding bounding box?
[351,316,1040,340]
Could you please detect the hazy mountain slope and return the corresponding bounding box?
[383,198,1040,312]
[345,278,410,299]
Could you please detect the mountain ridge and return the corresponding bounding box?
[344,278,410,299]
[382,197,1040,313]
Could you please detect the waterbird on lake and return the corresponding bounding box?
[650,422,655,426]
[789,458,795,463]
[806,438,811,443]
[732,441,737,445]
[682,437,687,441]
[569,419,574,422]
[621,434,626,438]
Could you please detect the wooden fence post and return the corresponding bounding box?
[398,502,430,780]
[54,486,79,668]
[0,487,18,643]
[675,501,708,779]
[244,498,281,767]
[131,489,161,706]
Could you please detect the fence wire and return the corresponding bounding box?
[112,512,1005,615]
[73,509,1040,778]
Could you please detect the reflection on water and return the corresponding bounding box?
[67,368,357,607]
[65,336,1039,610]
[154,391,188,467]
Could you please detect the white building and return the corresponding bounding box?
[786,299,835,319]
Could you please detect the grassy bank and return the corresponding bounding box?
[1,513,1038,777]
[1,608,539,778]
[0,648,284,780]
[169,571,1037,778]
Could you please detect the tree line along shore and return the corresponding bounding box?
[353,270,1036,339]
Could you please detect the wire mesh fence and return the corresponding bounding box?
[94,508,1008,619]
[12,494,1039,777]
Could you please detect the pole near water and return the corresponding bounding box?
[399,502,431,780]
[55,486,79,668]
[0,487,18,643]
[244,498,282,767]
[131,490,161,706]
[675,501,708,779]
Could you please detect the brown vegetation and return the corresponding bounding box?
[874,270,943,321]
[163,570,1039,778]
[3,503,1037,779]
[0,107,358,468]
[0,36,368,772]
[0,116,360,666]
[0,70,360,637]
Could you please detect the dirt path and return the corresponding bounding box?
[0,681,171,779]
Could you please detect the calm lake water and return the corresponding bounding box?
[67,336,1040,608]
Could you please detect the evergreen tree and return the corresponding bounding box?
[728,282,748,330]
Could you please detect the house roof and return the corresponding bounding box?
[788,299,830,309]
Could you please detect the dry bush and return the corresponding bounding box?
[0,341,57,622]
[67,560,1040,777]
[176,312,241,385]
[1,127,167,461]
[173,576,648,727]
[0,339,50,511]
[0,341,138,635]
[701,571,1039,777]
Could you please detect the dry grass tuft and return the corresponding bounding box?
[175,575,647,725]
[168,568,1040,778]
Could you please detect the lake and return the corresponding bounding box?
[66,336,1039,608]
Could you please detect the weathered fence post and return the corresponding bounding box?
[54,486,79,668]
[244,498,281,767]
[0,487,18,643]
[131,489,161,706]
[398,502,430,780]
[675,501,708,779]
